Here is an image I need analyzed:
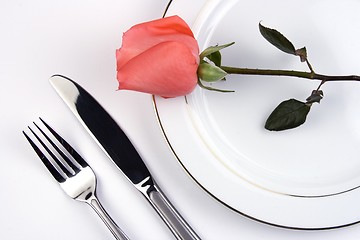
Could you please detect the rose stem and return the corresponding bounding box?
[220,66,360,83]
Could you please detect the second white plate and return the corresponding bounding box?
[155,0,360,229]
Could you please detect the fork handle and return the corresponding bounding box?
[88,196,130,240]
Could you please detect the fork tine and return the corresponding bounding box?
[39,118,88,168]
[28,125,74,177]
[22,131,66,183]
[34,121,80,174]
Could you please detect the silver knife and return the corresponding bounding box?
[49,74,201,240]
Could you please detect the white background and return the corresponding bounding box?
[2,0,360,239]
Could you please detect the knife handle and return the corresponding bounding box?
[148,186,201,240]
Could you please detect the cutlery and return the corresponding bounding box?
[23,118,130,240]
[50,75,201,240]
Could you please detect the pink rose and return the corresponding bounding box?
[116,15,200,98]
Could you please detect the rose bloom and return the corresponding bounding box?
[116,15,200,98]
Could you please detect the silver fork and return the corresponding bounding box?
[22,118,130,240]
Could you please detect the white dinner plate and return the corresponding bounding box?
[155,0,360,229]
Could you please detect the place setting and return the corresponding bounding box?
[3,0,360,239]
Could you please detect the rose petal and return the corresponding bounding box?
[116,15,199,69]
[117,41,198,98]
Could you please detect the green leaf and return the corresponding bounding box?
[197,62,227,82]
[206,50,222,67]
[200,42,235,60]
[265,99,311,131]
[259,22,296,55]
[197,79,234,93]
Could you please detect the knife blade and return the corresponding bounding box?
[49,74,201,240]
